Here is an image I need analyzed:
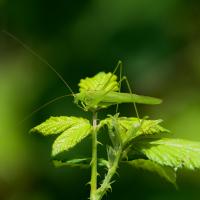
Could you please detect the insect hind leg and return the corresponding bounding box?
[115,61,123,113]
[118,75,140,119]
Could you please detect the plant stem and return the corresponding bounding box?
[95,148,122,200]
[90,111,98,200]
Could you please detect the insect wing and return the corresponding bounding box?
[101,92,162,105]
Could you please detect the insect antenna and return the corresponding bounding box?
[103,60,122,92]
[18,94,73,126]
[95,60,123,106]
[2,30,75,96]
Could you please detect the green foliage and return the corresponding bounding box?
[30,116,80,135]
[78,72,119,93]
[53,158,91,168]
[133,138,200,170]
[127,159,176,185]
[101,116,169,146]
[53,158,109,168]
[52,118,91,156]
[31,116,92,156]
[31,68,200,200]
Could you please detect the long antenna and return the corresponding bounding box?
[18,94,72,126]
[2,30,74,95]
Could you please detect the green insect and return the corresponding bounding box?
[4,31,161,117]
[74,69,162,112]
[75,90,161,111]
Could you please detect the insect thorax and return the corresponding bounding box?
[74,91,103,112]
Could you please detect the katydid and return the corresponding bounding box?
[4,31,161,116]
[74,90,161,111]
[74,69,162,112]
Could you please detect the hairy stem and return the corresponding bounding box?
[95,148,122,200]
[90,111,98,200]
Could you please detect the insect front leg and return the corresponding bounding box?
[81,101,88,111]
[93,61,124,112]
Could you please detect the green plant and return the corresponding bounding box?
[31,62,200,200]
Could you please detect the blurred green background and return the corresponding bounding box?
[1,0,200,199]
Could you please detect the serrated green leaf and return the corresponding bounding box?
[134,138,200,170]
[127,159,176,185]
[53,158,91,168]
[100,116,169,145]
[53,158,109,168]
[119,117,169,138]
[78,72,119,93]
[30,116,80,136]
[52,119,92,156]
